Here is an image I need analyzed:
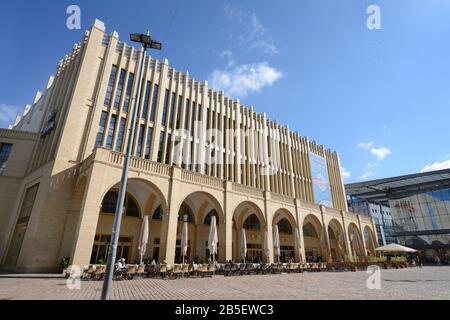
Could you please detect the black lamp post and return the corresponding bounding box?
[101,31,162,301]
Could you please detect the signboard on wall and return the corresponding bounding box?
[309,152,333,208]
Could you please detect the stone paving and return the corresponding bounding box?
[0,266,449,300]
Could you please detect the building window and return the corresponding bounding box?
[161,89,170,127]
[95,111,108,147]
[157,131,165,163]
[145,127,153,160]
[123,73,135,113]
[278,219,293,234]
[105,115,117,149]
[113,69,126,109]
[115,117,126,152]
[197,104,202,137]
[165,134,172,165]
[104,65,118,106]
[150,84,159,122]
[303,223,318,238]
[190,102,196,137]
[184,99,190,130]
[204,210,219,225]
[18,184,39,222]
[152,205,163,220]
[243,214,261,231]
[136,125,145,158]
[176,95,183,129]
[169,93,176,129]
[0,143,13,176]
[101,190,140,217]
[142,81,151,120]
[178,203,194,223]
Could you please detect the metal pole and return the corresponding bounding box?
[101,37,148,301]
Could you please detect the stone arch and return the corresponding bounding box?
[232,201,266,263]
[273,209,297,262]
[348,222,365,259]
[93,178,168,264]
[327,219,346,262]
[302,214,326,262]
[364,226,377,256]
[175,191,225,263]
[233,201,266,229]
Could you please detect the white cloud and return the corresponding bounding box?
[208,62,283,98]
[223,5,278,55]
[357,162,378,180]
[421,159,450,173]
[0,103,21,125]
[358,141,391,161]
[358,141,374,150]
[358,172,375,180]
[340,167,351,179]
[371,147,391,161]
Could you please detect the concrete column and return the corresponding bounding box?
[294,199,306,262]
[340,210,351,257]
[70,162,107,268]
[357,215,368,259]
[160,167,182,264]
[264,191,274,263]
[224,181,233,261]
[320,206,333,262]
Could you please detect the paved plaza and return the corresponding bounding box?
[0,266,449,300]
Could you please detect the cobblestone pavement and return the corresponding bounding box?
[0,266,449,300]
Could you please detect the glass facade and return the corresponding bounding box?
[390,187,450,259]
[95,112,108,147]
[0,143,13,176]
[104,65,118,106]
[122,73,134,112]
[113,69,126,110]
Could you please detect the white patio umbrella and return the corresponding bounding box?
[180,215,189,264]
[375,243,417,253]
[240,228,247,263]
[263,231,270,263]
[294,228,302,263]
[273,225,281,263]
[138,215,149,264]
[208,216,218,263]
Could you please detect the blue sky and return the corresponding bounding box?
[1,0,450,183]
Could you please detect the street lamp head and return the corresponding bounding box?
[130,33,162,51]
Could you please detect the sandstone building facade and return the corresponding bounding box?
[0,20,377,273]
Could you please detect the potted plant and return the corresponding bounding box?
[60,257,70,275]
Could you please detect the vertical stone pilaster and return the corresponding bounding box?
[160,166,181,264]
[264,191,274,263]
[70,162,107,268]
[319,205,332,262]
[224,181,233,261]
[340,210,351,257]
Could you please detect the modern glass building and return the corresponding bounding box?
[346,169,450,262]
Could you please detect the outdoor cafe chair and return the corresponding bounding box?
[239,263,247,275]
[224,263,231,276]
[136,264,145,278]
[126,265,137,280]
[172,264,182,279]
[83,265,95,280]
[271,263,282,274]
[159,264,172,279]
[94,265,106,281]
[230,263,239,276]
[247,263,256,275]
[208,264,216,273]
[200,264,210,277]
[181,264,189,277]
[146,264,155,278]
